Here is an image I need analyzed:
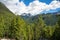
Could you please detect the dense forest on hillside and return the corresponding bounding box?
[0,2,60,40]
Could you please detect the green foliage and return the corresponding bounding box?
[34,16,45,40]
[0,16,4,38]
[51,16,60,40]
[0,2,60,40]
[0,2,15,38]
[44,26,55,39]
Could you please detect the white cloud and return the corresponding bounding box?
[49,1,60,9]
[28,1,49,15]
[0,0,60,15]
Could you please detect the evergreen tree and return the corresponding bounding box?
[0,16,5,38]
[27,23,34,40]
[9,17,17,39]
[52,16,60,40]
[44,26,55,39]
[34,16,45,40]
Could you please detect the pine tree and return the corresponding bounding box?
[52,16,60,40]
[27,23,34,40]
[34,16,45,40]
[10,16,27,40]
[0,16,5,38]
[9,17,17,39]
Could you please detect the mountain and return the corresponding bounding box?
[0,2,15,28]
[0,2,60,26]
[21,11,60,26]
[0,2,15,15]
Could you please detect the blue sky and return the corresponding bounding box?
[19,0,53,6]
[19,0,34,6]
[39,0,52,4]
[42,8,60,13]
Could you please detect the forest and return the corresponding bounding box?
[0,2,60,40]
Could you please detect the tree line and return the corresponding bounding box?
[0,14,60,40]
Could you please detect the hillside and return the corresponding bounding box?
[0,2,16,38]
[21,12,60,26]
[0,2,16,24]
[0,2,15,16]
